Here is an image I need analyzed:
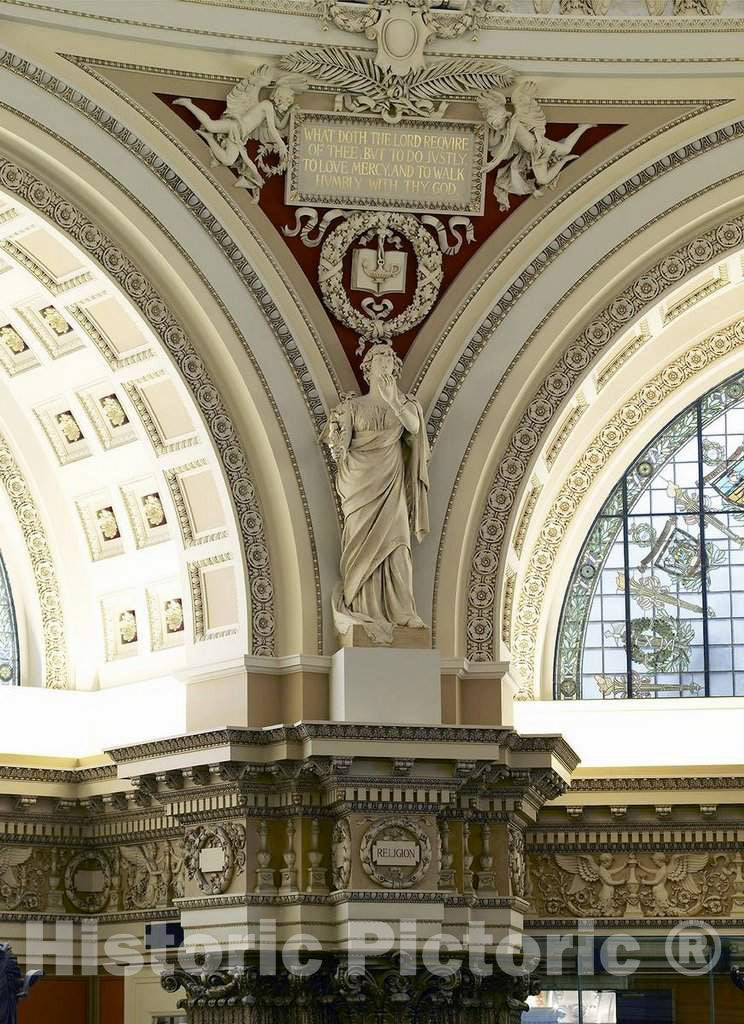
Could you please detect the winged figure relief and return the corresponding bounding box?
[555,853,627,915]
[0,847,32,903]
[639,852,709,913]
[121,844,163,910]
[478,81,594,211]
[121,842,184,909]
[174,65,307,200]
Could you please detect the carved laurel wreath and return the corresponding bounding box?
[64,851,113,913]
[318,212,443,350]
[359,817,432,889]
[184,824,246,896]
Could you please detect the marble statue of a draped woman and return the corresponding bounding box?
[322,344,430,643]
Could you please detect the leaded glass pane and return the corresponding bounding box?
[0,553,18,686]
[555,366,744,699]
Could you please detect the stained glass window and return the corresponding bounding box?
[556,369,744,699]
[0,553,19,686]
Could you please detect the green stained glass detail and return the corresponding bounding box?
[0,553,18,687]
[556,365,744,700]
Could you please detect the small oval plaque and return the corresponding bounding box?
[382,18,418,60]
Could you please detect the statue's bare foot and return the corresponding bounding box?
[405,616,426,629]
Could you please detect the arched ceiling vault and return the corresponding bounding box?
[0,48,340,660]
[1,7,743,674]
[0,181,249,687]
[0,125,339,690]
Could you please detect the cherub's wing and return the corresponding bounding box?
[0,847,32,870]
[686,853,710,875]
[556,854,599,893]
[225,66,272,118]
[669,853,708,894]
[511,80,546,132]
[120,846,149,871]
[477,92,508,118]
[0,847,31,890]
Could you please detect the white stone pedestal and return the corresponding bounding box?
[330,647,441,724]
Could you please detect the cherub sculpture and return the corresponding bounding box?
[0,944,41,1024]
[639,852,709,914]
[174,65,306,200]
[479,80,594,211]
[555,852,626,915]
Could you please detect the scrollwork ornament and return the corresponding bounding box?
[508,823,527,899]
[316,0,509,76]
[331,818,352,891]
[120,841,184,909]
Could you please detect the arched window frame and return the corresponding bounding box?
[555,369,744,700]
[0,551,20,686]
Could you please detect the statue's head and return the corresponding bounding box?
[599,853,613,866]
[272,75,306,114]
[273,86,296,113]
[652,852,665,865]
[361,344,403,385]
[478,93,507,126]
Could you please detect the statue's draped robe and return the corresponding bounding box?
[329,396,430,642]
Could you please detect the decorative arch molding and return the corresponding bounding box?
[513,314,744,697]
[419,109,744,647]
[0,157,276,656]
[409,105,730,417]
[0,429,66,689]
[0,50,331,434]
[418,117,743,442]
[0,44,340,655]
[463,206,744,666]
